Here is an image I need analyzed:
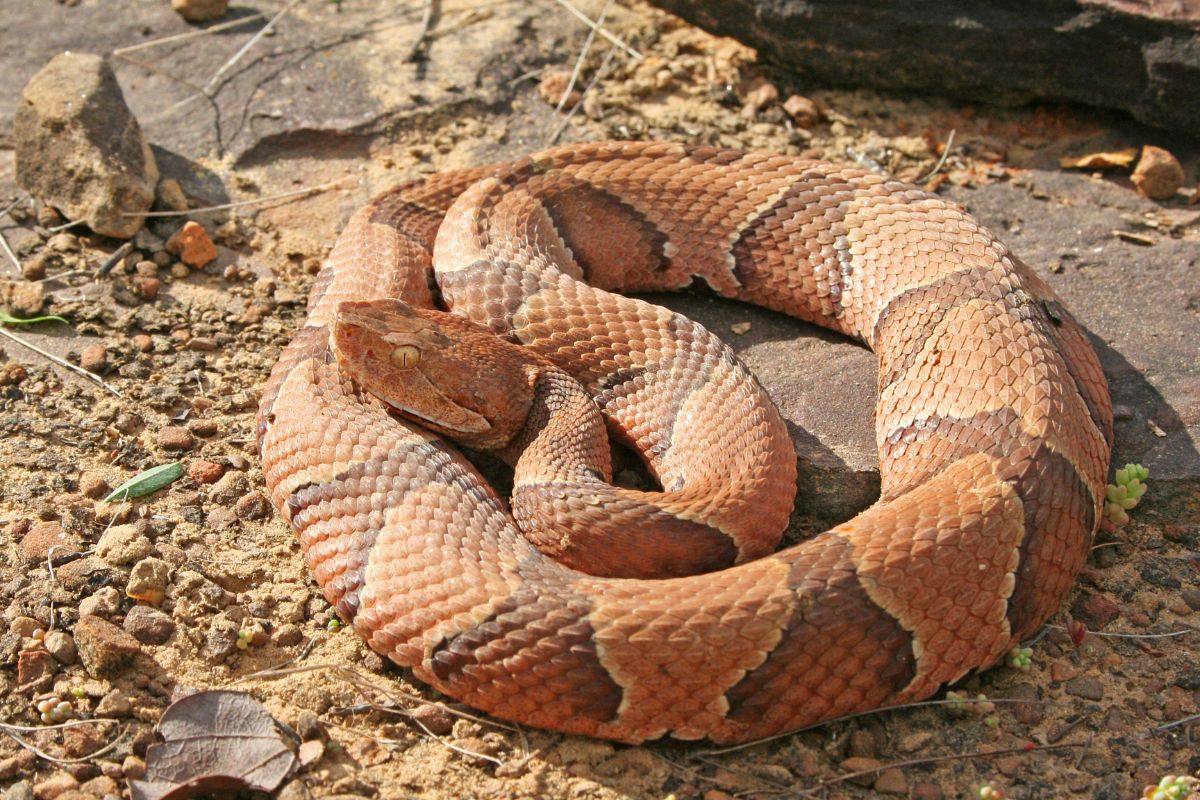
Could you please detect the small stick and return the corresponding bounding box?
[0,229,20,273]
[1,724,128,765]
[111,13,266,56]
[124,177,356,217]
[0,194,29,220]
[1047,624,1196,640]
[0,326,124,397]
[46,218,86,233]
[203,0,304,96]
[554,0,613,115]
[97,241,134,277]
[817,741,1086,791]
[404,0,437,62]
[546,44,617,145]
[551,0,642,60]
[1152,712,1200,733]
[918,129,957,184]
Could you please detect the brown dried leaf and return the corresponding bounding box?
[128,690,297,800]
[1059,148,1139,170]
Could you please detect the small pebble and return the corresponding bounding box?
[78,587,121,618]
[123,605,176,645]
[210,471,250,504]
[169,262,190,278]
[410,704,454,736]
[782,94,819,127]
[188,418,220,437]
[21,254,47,280]
[46,232,80,253]
[874,768,908,795]
[78,473,109,499]
[187,337,218,352]
[42,630,77,665]
[132,274,160,300]
[187,459,224,483]
[31,773,78,800]
[95,689,133,718]
[157,425,194,451]
[1065,675,1105,700]
[78,344,107,374]
[166,220,217,268]
[126,557,171,605]
[10,616,41,638]
[155,178,189,211]
[1132,145,1185,200]
[171,0,228,22]
[234,492,271,520]
[73,615,141,676]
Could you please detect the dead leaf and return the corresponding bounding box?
[1059,148,1139,170]
[128,690,297,800]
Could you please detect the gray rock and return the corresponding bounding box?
[122,605,176,645]
[650,0,1200,134]
[14,52,157,238]
[78,586,121,618]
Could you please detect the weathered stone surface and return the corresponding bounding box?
[123,605,175,645]
[14,52,157,238]
[73,615,140,676]
[649,0,1200,134]
[0,1,590,162]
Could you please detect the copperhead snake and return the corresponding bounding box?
[257,141,1113,744]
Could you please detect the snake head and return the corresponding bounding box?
[331,299,536,450]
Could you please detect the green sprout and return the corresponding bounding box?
[1008,646,1033,671]
[327,617,343,633]
[236,628,255,650]
[1143,775,1200,800]
[1105,463,1149,526]
[35,696,74,724]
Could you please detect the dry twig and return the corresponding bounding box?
[550,0,642,60]
[554,0,613,115]
[111,13,266,56]
[404,0,437,62]
[124,176,357,218]
[546,44,617,145]
[0,326,124,397]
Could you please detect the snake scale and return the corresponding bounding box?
[257,141,1113,744]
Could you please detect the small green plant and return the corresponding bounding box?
[326,617,343,633]
[35,696,73,724]
[1008,646,1033,671]
[236,628,255,650]
[944,691,995,720]
[1142,775,1199,800]
[1105,463,1149,526]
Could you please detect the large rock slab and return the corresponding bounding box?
[649,0,1200,134]
[656,170,1200,524]
[0,1,590,162]
[14,52,158,238]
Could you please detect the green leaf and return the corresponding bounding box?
[104,462,184,502]
[0,311,69,325]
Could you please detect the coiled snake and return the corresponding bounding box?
[257,141,1112,743]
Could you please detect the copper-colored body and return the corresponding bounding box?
[258,142,1112,744]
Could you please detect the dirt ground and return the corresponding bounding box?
[1,2,1198,799]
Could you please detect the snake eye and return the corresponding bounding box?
[390,345,421,369]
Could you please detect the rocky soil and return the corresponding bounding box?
[0,2,1197,800]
